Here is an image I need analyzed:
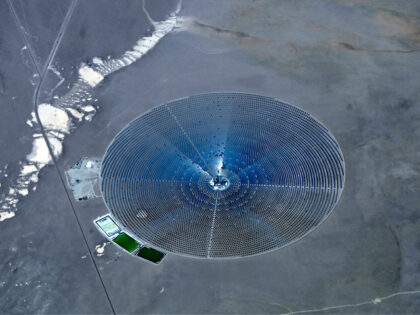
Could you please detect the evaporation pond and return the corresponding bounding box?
[113,233,140,252]
[96,216,120,237]
[137,247,166,264]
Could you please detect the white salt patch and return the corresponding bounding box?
[47,137,63,159]
[26,119,34,127]
[30,173,38,183]
[18,188,29,196]
[3,195,18,205]
[66,108,84,121]
[5,196,15,202]
[26,138,50,165]
[92,57,103,65]
[9,188,16,195]
[84,113,95,121]
[81,105,95,113]
[26,136,62,166]
[20,165,37,176]
[37,104,71,133]
[79,65,103,87]
[0,211,15,222]
[48,131,65,140]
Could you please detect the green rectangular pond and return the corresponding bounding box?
[137,247,165,264]
[113,233,140,252]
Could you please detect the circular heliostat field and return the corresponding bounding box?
[101,93,345,258]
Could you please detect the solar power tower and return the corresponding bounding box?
[100,93,345,259]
